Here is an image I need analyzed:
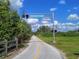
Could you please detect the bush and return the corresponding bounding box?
[0,1,32,41]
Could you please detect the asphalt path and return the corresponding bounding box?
[13,35,64,59]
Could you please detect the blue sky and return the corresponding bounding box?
[9,0,79,23]
[17,0,79,23]
[9,0,79,31]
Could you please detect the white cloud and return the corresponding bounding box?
[73,7,78,10]
[77,22,79,26]
[59,0,66,4]
[41,20,58,26]
[41,20,49,26]
[42,17,51,21]
[50,8,57,11]
[54,21,58,25]
[30,15,44,18]
[27,18,39,24]
[41,17,51,26]
[16,0,23,7]
[62,23,73,25]
[42,21,49,24]
[67,14,79,20]
[9,0,23,10]
[77,22,79,24]
[42,17,51,24]
[58,22,79,32]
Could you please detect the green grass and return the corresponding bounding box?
[38,34,79,59]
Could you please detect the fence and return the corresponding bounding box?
[0,37,18,57]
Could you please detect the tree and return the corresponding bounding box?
[37,26,51,33]
[0,0,32,41]
[37,26,53,37]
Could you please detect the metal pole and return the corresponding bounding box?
[52,12,56,44]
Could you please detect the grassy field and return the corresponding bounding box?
[37,33,79,59]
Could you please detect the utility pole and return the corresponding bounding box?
[50,8,56,44]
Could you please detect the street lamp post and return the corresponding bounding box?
[50,8,56,44]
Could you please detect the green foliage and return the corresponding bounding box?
[17,20,32,40]
[37,25,79,59]
[56,31,79,37]
[36,26,52,36]
[37,26,51,33]
[0,1,32,41]
[38,35,79,59]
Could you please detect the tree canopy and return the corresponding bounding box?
[0,0,32,41]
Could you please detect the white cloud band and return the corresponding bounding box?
[67,14,79,20]
[9,0,23,10]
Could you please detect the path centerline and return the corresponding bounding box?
[33,46,40,59]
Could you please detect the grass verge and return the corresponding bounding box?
[38,34,79,59]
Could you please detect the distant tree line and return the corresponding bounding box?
[36,26,53,37]
[36,26,79,37]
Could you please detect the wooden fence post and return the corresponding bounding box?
[15,37,18,50]
[5,39,8,56]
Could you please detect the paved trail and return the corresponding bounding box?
[13,35,64,59]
